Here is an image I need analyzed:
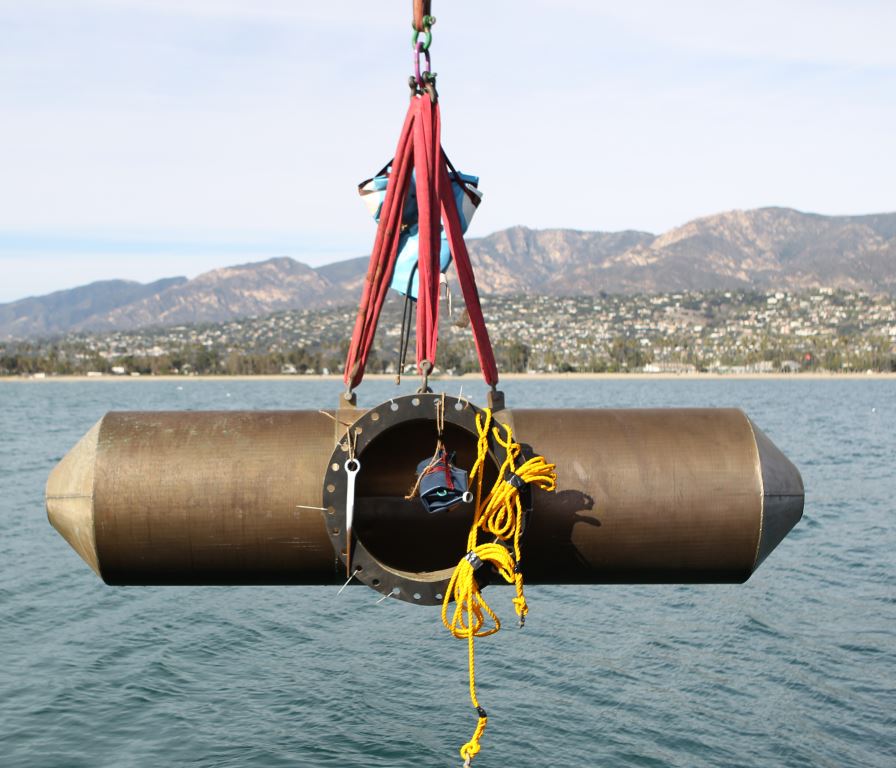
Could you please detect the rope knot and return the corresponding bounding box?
[442,409,556,766]
[459,710,487,765]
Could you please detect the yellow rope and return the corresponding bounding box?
[441,408,557,765]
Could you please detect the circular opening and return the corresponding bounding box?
[345,458,360,473]
[352,416,498,575]
[371,412,380,422]
[454,402,463,411]
[326,483,336,493]
[331,462,340,472]
[327,506,335,516]
[372,578,380,586]
[390,402,399,412]
[411,397,420,406]
[435,593,443,600]
[413,593,422,600]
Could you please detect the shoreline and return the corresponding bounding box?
[3,371,894,382]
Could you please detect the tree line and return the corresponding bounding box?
[4,333,894,377]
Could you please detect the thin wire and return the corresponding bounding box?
[345,426,358,461]
[405,393,447,500]
[318,410,354,428]
[336,569,358,596]
[397,264,418,384]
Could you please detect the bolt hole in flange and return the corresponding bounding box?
[321,394,501,605]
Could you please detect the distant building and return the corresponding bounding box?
[642,362,697,374]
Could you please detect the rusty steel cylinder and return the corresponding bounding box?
[46,403,803,589]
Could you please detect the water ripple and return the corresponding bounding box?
[2,379,895,767]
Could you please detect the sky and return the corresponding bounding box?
[1,0,894,302]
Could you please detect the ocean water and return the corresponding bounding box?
[1,378,893,767]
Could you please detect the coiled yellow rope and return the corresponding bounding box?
[441,408,557,765]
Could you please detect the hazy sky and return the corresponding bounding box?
[1,0,894,302]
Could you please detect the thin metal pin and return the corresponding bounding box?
[344,457,360,576]
[336,570,358,596]
[295,504,327,511]
[375,592,393,605]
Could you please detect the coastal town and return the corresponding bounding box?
[2,288,895,376]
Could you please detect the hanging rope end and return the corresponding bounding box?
[459,707,487,767]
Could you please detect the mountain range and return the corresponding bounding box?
[3,207,895,340]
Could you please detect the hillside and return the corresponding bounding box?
[0,277,186,339]
[2,207,894,339]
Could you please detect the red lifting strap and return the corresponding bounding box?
[414,94,441,370]
[344,95,499,392]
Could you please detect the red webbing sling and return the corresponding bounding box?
[343,92,499,391]
[343,107,415,387]
[413,93,441,370]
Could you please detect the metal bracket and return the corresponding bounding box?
[335,390,359,446]
[320,392,507,605]
[487,388,506,412]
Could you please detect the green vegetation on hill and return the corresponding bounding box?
[2,289,895,376]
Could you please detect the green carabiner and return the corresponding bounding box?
[411,15,435,50]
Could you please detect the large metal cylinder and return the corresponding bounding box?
[46,400,803,596]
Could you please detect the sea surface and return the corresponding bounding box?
[1,378,893,767]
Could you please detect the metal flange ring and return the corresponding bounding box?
[321,393,504,605]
